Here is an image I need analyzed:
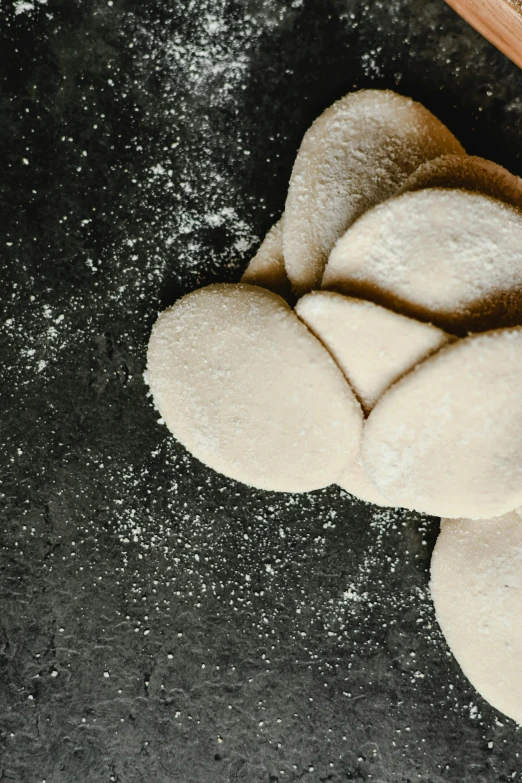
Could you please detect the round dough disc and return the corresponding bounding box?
[241,218,291,300]
[431,512,522,724]
[323,189,522,333]
[398,153,522,211]
[361,327,522,519]
[146,284,363,493]
[295,291,452,414]
[283,89,464,295]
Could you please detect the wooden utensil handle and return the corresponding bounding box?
[445,0,522,69]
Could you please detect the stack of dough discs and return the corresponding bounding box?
[145,85,522,724]
[362,327,522,519]
[323,189,522,333]
[283,89,465,295]
[430,511,522,724]
[398,153,522,211]
[240,218,291,300]
[146,283,363,493]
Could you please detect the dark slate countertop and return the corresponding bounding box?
[1,1,522,781]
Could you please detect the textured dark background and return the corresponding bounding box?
[1,1,522,781]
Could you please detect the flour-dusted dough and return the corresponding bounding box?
[241,218,291,300]
[283,89,465,295]
[146,284,363,493]
[431,512,522,724]
[296,292,450,506]
[323,189,522,333]
[398,154,522,211]
[337,452,395,507]
[362,327,522,519]
[295,292,452,414]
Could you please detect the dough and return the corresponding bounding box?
[241,218,291,300]
[338,451,395,507]
[283,89,465,295]
[430,512,522,724]
[296,292,450,506]
[146,284,363,493]
[362,327,522,519]
[323,189,522,334]
[295,292,452,414]
[398,154,522,211]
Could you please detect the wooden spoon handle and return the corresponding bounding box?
[445,0,522,69]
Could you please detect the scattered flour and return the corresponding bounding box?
[13,0,47,14]
[2,6,520,773]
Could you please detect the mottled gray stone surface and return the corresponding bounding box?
[1,1,522,781]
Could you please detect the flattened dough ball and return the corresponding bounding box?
[431,512,522,724]
[323,189,522,334]
[146,284,363,493]
[295,292,450,506]
[362,327,522,519]
[283,89,464,295]
[241,218,291,300]
[295,292,452,414]
[398,154,522,211]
